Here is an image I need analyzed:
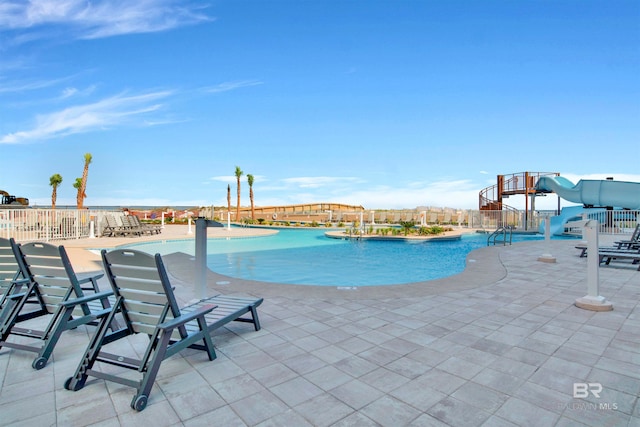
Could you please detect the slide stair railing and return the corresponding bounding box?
[487,226,513,246]
[479,171,559,212]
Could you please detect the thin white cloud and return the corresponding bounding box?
[0,0,213,40]
[245,178,480,210]
[61,87,78,98]
[0,74,77,93]
[209,174,266,184]
[333,180,481,210]
[282,176,363,189]
[0,90,172,144]
[204,80,263,94]
[60,85,95,99]
[143,117,190,127]
[210,176,238,184]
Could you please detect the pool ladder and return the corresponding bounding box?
[487,226,513,246]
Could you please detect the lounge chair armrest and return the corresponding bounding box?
[158,304,216,332]
[59,290,114,308]
[77,273,105,284]
[77,273,105,291]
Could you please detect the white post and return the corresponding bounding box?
[537,214,556,263]
[580,212,588,244]
[161,212,165,229]
[575,220,613,311]
[89,220,95,239]
[370,211,375,225]
[420,210,427,226]
[187,216,193,234]
[227,212,231,230]
[360,211,364,233]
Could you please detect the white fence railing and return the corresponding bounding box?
[1,208,637,242]
[563,209,640,236]
[0,209,123,242]
[465,209,638,235]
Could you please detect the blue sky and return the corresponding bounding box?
[1,0,639,210]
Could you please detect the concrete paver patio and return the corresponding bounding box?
[0,225,638,426]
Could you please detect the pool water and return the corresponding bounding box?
[122,228,570,287]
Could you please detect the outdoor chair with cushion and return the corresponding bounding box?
[64,248,263,411]
[0,239,114,369]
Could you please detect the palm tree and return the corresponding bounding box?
[76,153,92,209]
[49,174,63,209]
[247,174,255,220]
[399,220,416,236]
[234,166,243,221]
[73,178,83,208]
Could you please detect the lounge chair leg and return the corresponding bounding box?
[65,305,118,391]
[132,395,148,412]
[196,315,216,360]
[34,304,76,369]
[133,330,173,410]
[251,306,261,331]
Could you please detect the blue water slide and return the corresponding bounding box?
[538,206,607,235]
[540,206,579,235]
[536,177,640,210]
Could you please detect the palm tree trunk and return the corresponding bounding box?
[236,181,241,221]
[250,187,255,220]
[76,187,83,209]
[78,153,92,209]
[234,166,243,221]
[52,186,57,209]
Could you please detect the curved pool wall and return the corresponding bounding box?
[120,228,575,287]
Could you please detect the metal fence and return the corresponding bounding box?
[0,209,121,242]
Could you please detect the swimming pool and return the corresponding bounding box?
[121,228,569,287]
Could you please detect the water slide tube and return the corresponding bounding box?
[535,176,640,210]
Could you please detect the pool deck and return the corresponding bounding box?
[1,225,638,426]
